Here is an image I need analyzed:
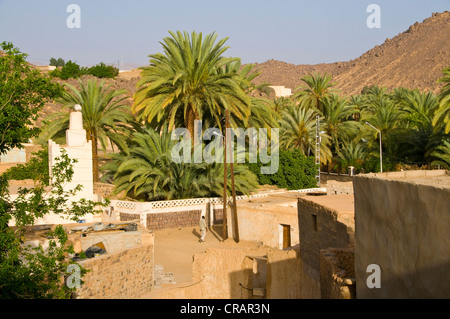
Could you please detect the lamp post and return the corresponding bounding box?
[212,110,238,242]
[315,115,326,185]
[365,121,383,173]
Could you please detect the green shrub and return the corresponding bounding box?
[247,149,317,190]
[49,60,85,80]
[86,62,119,78]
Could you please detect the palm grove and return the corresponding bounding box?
[6,31,450,202]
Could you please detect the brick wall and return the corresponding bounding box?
[76,244,154,299]
[146,210,202,231]
[297,198,353,280]
[213,209,223,224]
[93,182,115,198]
[120,213,140,222]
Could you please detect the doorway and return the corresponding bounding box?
[280,224,291,249]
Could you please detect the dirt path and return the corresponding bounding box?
[152,225,225,285]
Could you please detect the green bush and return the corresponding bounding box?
[49,60,85,80]
[49,61,118,79]
[247,149,317,190]
[86,62,119,78]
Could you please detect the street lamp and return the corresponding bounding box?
[365,121,383,173]
[315,115,326,185]
[212,111,239,242]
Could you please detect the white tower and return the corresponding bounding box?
[44,104,95,224]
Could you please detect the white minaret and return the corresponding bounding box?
[66,104,86,147]
[45,104,95,224]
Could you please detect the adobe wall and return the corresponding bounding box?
[353,170,450,298]
[146,210,202,231]
[265,248,320,299]
[76,242,154,299]
[232,197,299,249]
[147,246,320,299]
[297,197,354,281]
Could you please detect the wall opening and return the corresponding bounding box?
[312,214,318,232]
[279,224,291,249]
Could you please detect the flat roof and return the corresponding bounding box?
[298,194,355,230]
[355,170,450,189]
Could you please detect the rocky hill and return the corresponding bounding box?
[250,11,450,96]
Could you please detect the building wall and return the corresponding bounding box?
[76,243,154,299]
[353,171,450,298]
[146,210,202,231]
[147,246,319,299]
[232,199,299,249]
[297,197,354,278]
[266,248,320,299]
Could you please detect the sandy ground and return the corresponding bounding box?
[140,225,263,298]
[152,225,225,284]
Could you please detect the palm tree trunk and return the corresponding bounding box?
[90,134,100,183]
[185,106,196,145]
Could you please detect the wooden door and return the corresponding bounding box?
[282,224,291,249]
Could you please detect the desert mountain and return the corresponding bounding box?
[250,11,450,96]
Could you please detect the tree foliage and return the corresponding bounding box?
[0,149,105,299]
[102,125,259,201]
[40,79,138,182]
[0,42,62,154]
[247,149,317,190]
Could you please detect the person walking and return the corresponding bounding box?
[199,215,207,242]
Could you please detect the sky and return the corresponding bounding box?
[0,0,448,69]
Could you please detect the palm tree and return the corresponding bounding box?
[321,94,360,154]
[293,72,335,114]
[214,61,278,131]
[109,125,258,201]
[433,66,450,133]
[336,137,368,173]
[279,101,332,164]
[133,31,251,138]
[430,139,450,169]
[40,79,136,182]
[397,90,441,163]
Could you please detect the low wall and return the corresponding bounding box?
[76,243,154,299]
[319,248,355,299]
[353,170,450,299]
[320,172,352,184]
[147,246,320,299]
[111,188,324,233]
[326,181,354,195]
[146,210,202,231]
